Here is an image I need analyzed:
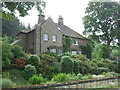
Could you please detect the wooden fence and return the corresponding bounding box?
[2,76,119,90]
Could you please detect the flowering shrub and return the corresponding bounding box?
[15,58,26,69]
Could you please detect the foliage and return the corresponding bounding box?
[2,72,10,79]
[1,35,15,43]
[97,67,109,75]
[67,73,79,81]
[63,37,72,52]
[11,45,26,59]
[112,47,120,57]
[52,73,69,82]
[15,58,26,69]
[27,55,40,67]
[23,65,36,80]
[73,60,79,74]
[37,60,54,80]
[2,78,14,88]
[38,54,57,64]
[85,73,93,79]
[2,42,13,68]
[77,73,83,80]
[76,54,88,61]
[28,75,46,85]
[2,17,21,37]
[92,43,109,59]
[80,44,92,59]
[2,1,46,19]
[43,51,57,57]
[83,1,120,56]
[61,56,73,73]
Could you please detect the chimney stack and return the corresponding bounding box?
[38,14,45,24]
[58,15,64,26]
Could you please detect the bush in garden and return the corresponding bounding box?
[2,72,10,79]
[28,75,46,85]
[85,73,93,79]
[96,67,109,75]
[2,78,14,88]
[52,73,69,82]
[38,54,57,64]
[11,45,26,59]
[23,64,36,80]
[2,42,13,68]
[76,54,88,61]
[27,55,40,67]
[43,51,57,57]
[67,73,79,81]
[77,73,83,80]
[15,58,26,69]
[37,60,54,80]
[73,60,79,74]
[61,56,73,73]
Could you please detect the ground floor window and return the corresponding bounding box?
[50,49,56,53]
[72,51,77,55]
[78,51,81,54]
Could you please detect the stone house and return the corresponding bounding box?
[15,15,89,55]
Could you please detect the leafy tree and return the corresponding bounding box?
[63,36,72,52]
[2,17,20,37]
[19,21,26,30]
[83,1,120,57]
[80,44,92,59]
[2,1,46,19]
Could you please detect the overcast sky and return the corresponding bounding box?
[18,0,119,35]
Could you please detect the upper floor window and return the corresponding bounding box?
[73,40,78,45]
[43,34,48,41]
[52,35,57,42]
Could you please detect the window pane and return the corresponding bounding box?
[52,35,56,42]
[44,34,48,41]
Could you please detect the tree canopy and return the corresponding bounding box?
[83,1,120,47]
[1,1,46,19]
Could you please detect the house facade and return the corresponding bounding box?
[16,15,89,55]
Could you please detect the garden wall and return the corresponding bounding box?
[4,76,119,90]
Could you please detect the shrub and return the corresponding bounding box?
[2,78,14,88]
[2,42,13,68]
[27,55,40,67]
[68,73,79,81]
[76,54,88,61]
[61,56,73,73]
[28,75,46,85]
[77,73,83,80]
[11,45,26,59]
[23,65,36,80]
[73,60,79,74]
[15,58,26,69]
[85,73,93,79]
[38,54,56,64]
[2,72,10,79]
[52,73,69,82]
[97,67,109,75]
[37,60,54,80]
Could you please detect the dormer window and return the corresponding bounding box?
[73,40,78,45]
[52,35,57,42]
[43,34,48,41]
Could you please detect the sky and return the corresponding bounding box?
[18,0,119,35]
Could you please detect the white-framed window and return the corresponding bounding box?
[72,51,77,55]
[73,40,78,45]
[43,34,48,41]
[50,49,56,53]
[52,35,57,42]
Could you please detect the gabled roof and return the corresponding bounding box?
[56,23,87,39]
[17,18,88,40]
